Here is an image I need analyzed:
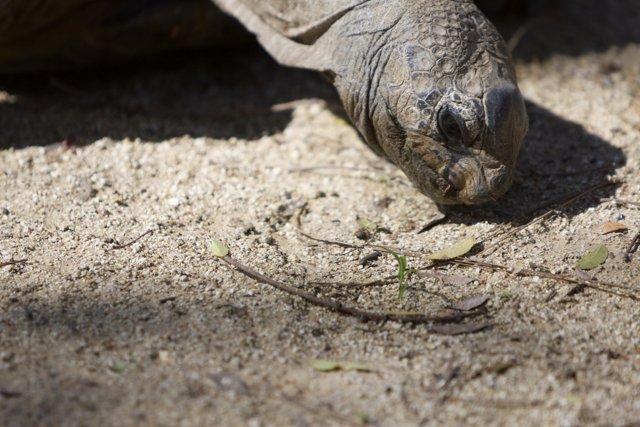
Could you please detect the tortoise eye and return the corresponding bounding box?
[437,106,471,148]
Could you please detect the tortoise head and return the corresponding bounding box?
[344,0,528,204]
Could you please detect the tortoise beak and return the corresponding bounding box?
[438,84,528,204]
[483,83,528,173]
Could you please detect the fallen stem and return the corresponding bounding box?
[625,230,640,263]
[308,279,393,288]
[603,198,640,208]
[294,202,362,249]
[480,180,617,255]
[220,255,484,324]
[289,165,384,174]
[453,258,638,300]
[0,259,27,268]
[108,230,153,251]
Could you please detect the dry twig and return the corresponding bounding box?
[603,198,640,208]
[453,258,638,300]
[220,254,486,324]
[289,165,384,174]
[625,230,640,263]
[294,202,363,249]
[480,180,617,256]
[0,258,27,268]
[108,230,153,251]
[308,279,393,288]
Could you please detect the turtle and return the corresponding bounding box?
[0,0,528,205]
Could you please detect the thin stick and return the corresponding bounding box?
[270,98,326,112]
[519,180,617,218]
[453,258,638,300]
[297,229,363,249]
[294,204,421,256]
[308,279,393,288]
[625,230,640,263]
[108,230,153,251]
[294,202,363,249]
[0,259,27,268]
[605,198,640,208]
[450,396,543,409]
[220,255,483,323]
[289,165,384,174]
[480,180,616,255]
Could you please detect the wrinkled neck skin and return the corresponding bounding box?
[330,0,528,205]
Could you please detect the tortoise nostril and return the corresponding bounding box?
[438,106,471,148]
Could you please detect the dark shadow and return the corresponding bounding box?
[0,286,328,426]
[446,100,625,224]
[0,46,339,149]
[0,3,628,221]
[479,0,640,62]
[1,48,625,223]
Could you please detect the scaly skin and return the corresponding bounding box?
[0,0,528,204]
[327,0,528,204]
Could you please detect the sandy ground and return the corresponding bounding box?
[2,3,640,426]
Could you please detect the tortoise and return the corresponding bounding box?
[0,0,528,205]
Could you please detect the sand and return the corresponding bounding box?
[1,2,640,426]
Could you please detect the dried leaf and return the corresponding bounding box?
[595,222,627,235]
[429,309,463,321]
[451,295,490,311]
[427,237,476,260]
[210,240,229,258]
[486,360,518,375]
[577,245,608,270]
[430,321,493,335]
[307,359,372,373]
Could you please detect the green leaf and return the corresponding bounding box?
[111,361,127,373]
[577,245,608,270]
[372,245,413,298]
[341,363,372,372]
[307,359,340,371]
[307,359,372,373]
[397,283,407,299]
[359,413,373,424]
[427,237,476,260]
[209,240,229,258]
[358,217,378,231]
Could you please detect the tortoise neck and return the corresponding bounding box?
[331,35,393,158]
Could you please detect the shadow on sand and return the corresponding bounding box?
[0,3,630,221]
[0,46,337,149]
[482,0,640,61]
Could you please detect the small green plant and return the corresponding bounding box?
[374,246,418,298]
